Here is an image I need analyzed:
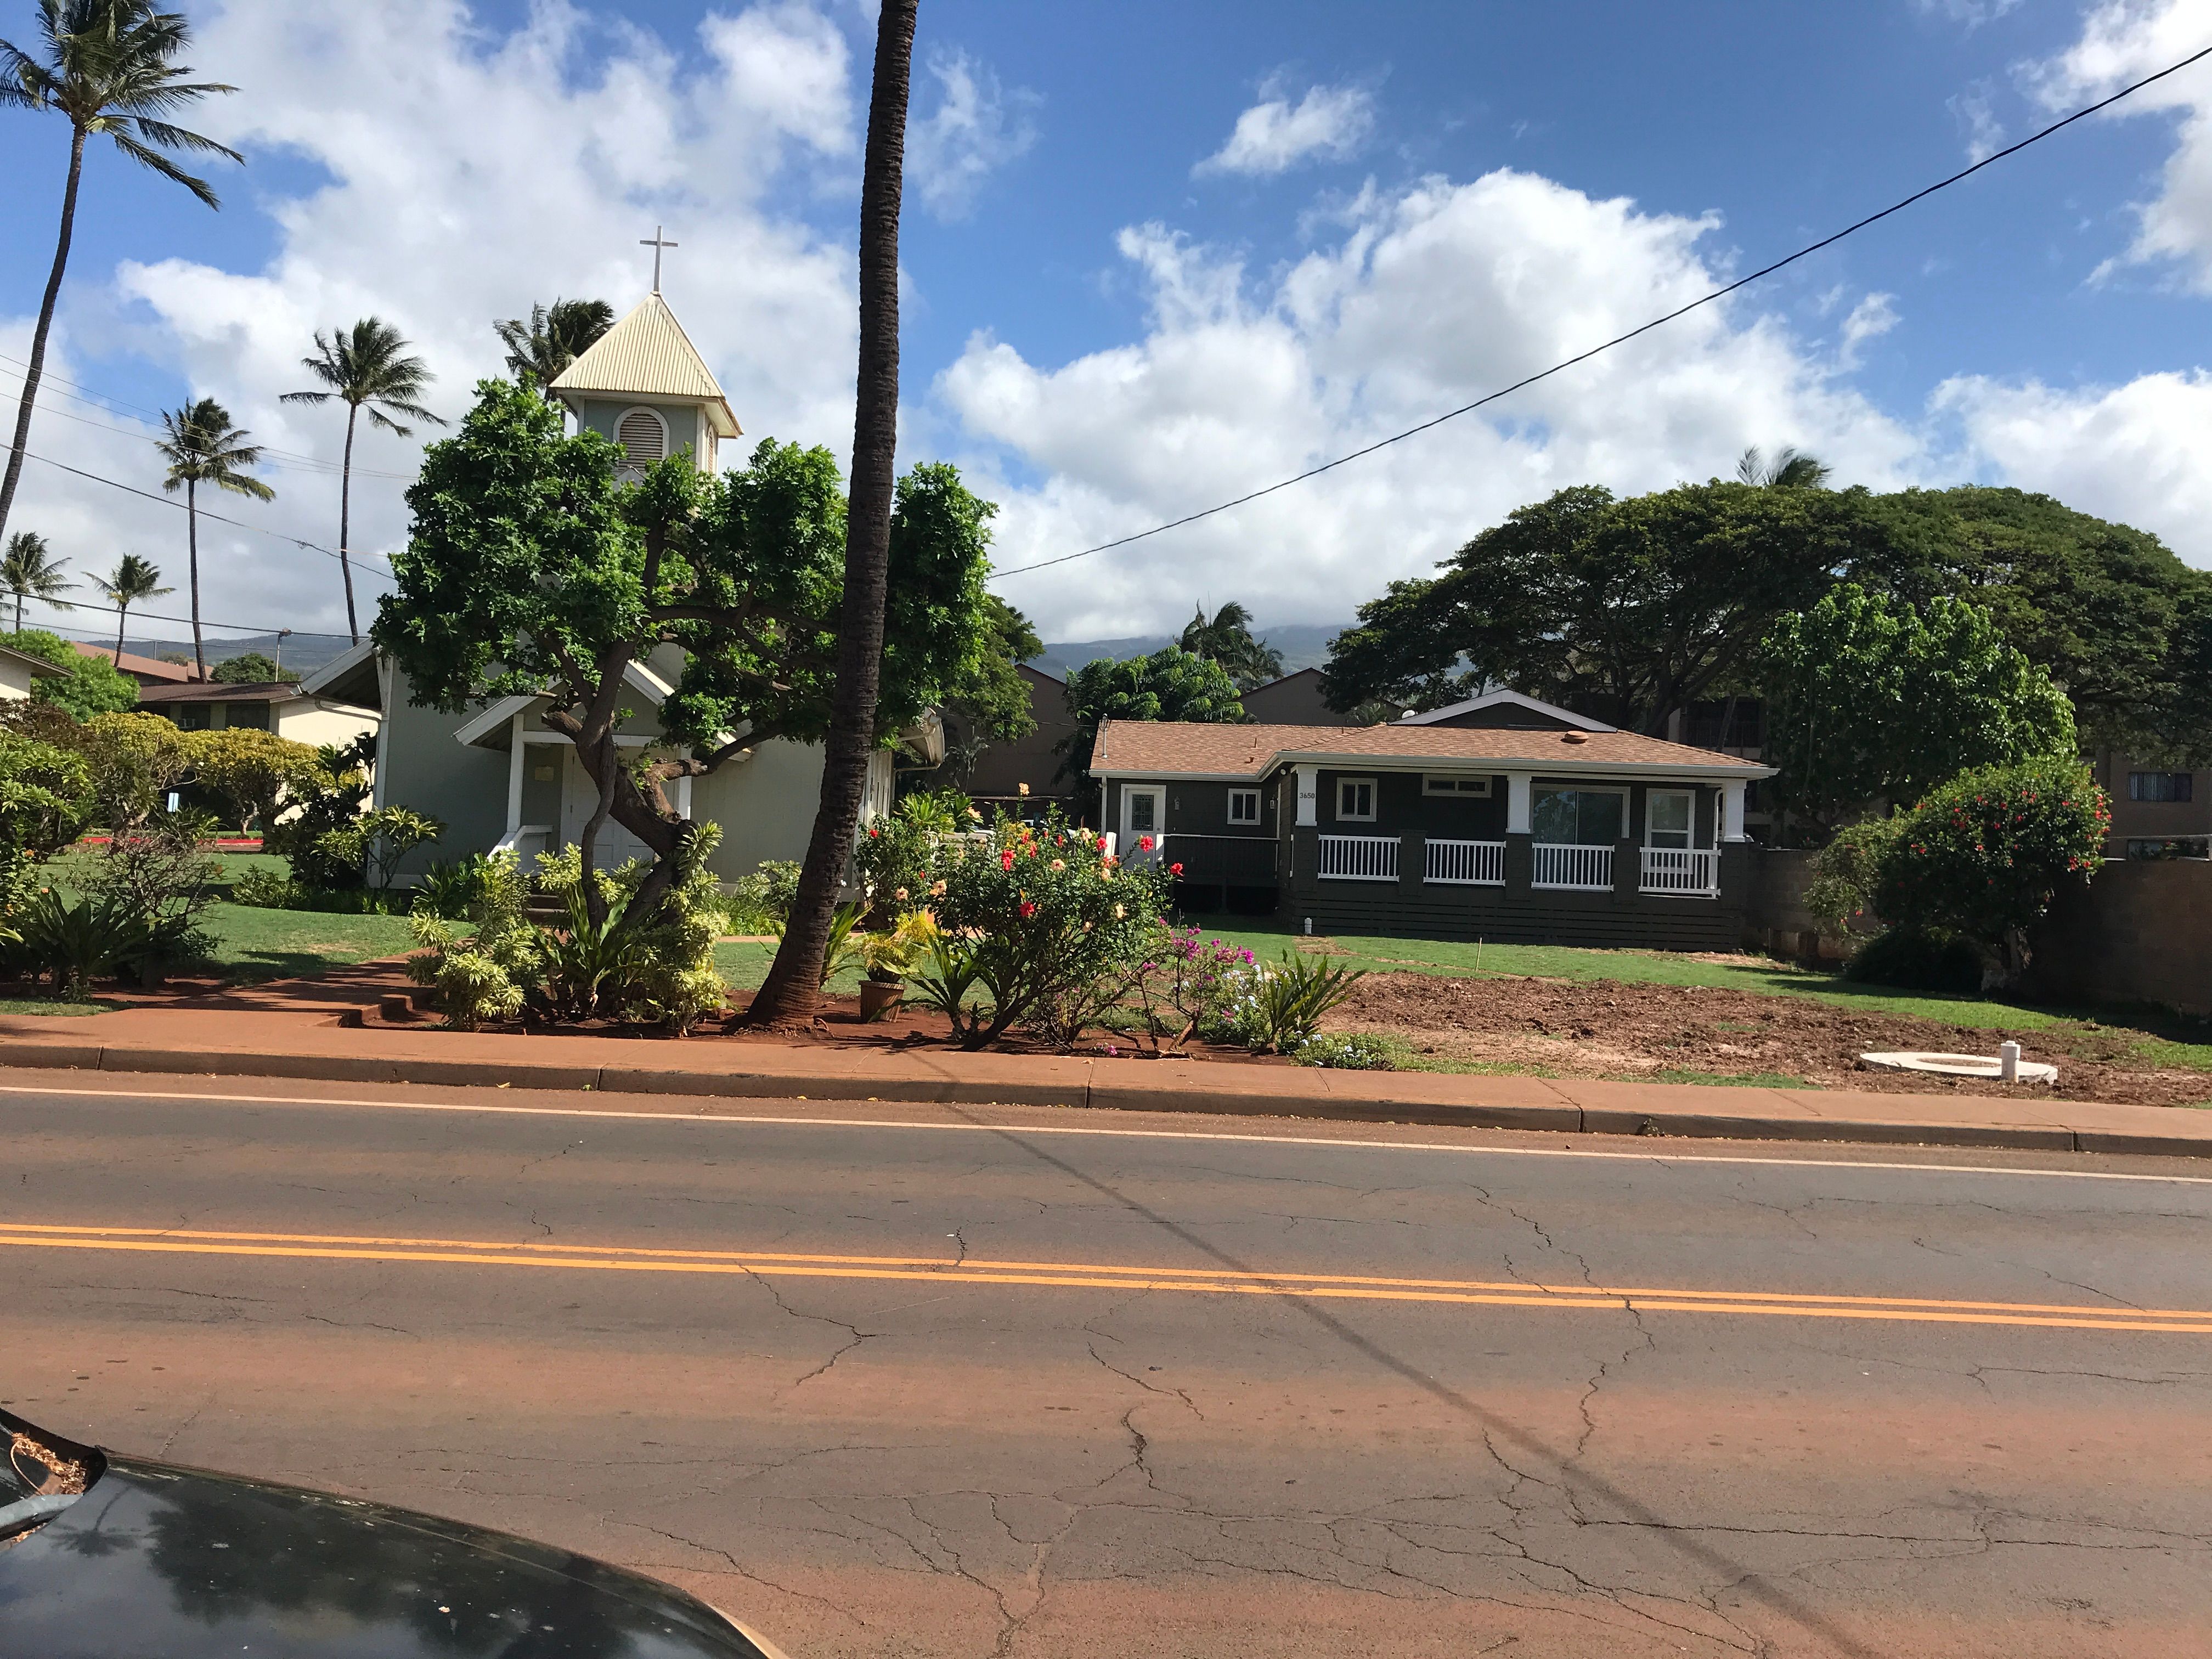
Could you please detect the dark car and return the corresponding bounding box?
[0,1407,791,1657]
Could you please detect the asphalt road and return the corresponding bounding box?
[7,1075,2212,1658]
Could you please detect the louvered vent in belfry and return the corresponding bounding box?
[617,408,667,466]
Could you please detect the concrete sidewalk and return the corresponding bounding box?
[1,1002,2208,1158]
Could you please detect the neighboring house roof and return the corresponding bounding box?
[297,640,378,706]
[1090,720,1774,781]
[134,681,381,721]
[0,642,69,680]
[453,659,680,748]
[549,293,742,438]
[1395,689,1616,732]
[71,641,196,684]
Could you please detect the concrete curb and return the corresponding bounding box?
[1,1036,2205,1158]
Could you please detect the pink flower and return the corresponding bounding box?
[1169,861,1184,877]
[1000,849,1016,871]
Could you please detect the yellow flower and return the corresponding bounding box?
[1114,904,1125,919]
[1049,858,1065,871]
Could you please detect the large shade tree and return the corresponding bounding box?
[154,398,270,680]
[1056,647,1249,789]
[1760,584,2078,837]
[747,0,919,1028]
[1324,481,1909,733]
[0,0,238,550]
[376,378,1015,927]
[280,318,444,645]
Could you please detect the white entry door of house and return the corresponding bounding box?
[557,745,655,869]
[1121,786,1165,862]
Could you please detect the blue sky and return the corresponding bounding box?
[1,0,2208,647]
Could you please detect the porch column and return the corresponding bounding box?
[505,713,526,837]
[1293,765,1319,827]
[1505,772,1533,834]
[1720,778,1749,842]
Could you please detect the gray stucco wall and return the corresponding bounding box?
[692,739,828,882]
[377,691,509,882]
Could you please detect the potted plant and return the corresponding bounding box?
[857,910,937,1022]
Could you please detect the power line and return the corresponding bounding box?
[989,40,2212,582]
[15,448,398,573]
[0,352,416,479]
[0,373,391,483]
[11,589,357,639]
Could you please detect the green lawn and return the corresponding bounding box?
[198,902,418,985]
[713,939,867,996]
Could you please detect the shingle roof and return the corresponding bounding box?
[1090,720,1771,777]
[71,641,196,682]
[137,681,304,706]
[549,294,741,437]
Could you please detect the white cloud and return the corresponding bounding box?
[906,48,1039,221]
[2033,0,2212,290]
[1917,0,2024,26]
[1949,83,2005,162]
[1,0,864,646]
[944,170,1925,639]
[1194,80,1374,179]
[1935,369,2212,554]
[1837,291,1900,368]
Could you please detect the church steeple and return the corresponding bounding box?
[548,278,740,476]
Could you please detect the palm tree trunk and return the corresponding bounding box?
[114,602,127,663]
[0,127,88,551]
[187,478,205,680]
[339,402,359,644]
[747,0,918,1026]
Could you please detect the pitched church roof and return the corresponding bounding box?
[549,292,741,438]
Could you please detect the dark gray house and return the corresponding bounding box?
[1089,691,1773,949]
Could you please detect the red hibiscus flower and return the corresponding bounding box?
[1169,862,1184,876]
[1019,899,1037,919]
[1000,849,1016,871]
[1137,835,1154,851]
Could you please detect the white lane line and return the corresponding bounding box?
[2,1080,2208,1186]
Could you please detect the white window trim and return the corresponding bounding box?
[1335,776,1378,822]
[1423,774,1492,797]
[1227,787,1261,825]
[616,405,669,466]
[1645,787,1696,849]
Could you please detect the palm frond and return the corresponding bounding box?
[106,127,217,208]
[278,389,333,406]
[121,114,241,162]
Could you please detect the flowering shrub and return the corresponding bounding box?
[1870,758,2109,984]
[907,810,1171,1049]
[1128,926,1258,1051]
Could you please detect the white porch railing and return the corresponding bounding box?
[1640,847,1719,896]
[1425,838,1505,885]
[1532,842,1612,890]
[493,823,553,862]
[1318,833,1400,881]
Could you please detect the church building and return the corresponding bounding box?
[300,281,900,887]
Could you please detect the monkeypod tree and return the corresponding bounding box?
[375,378,1013,927]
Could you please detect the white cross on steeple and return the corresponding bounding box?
[640,225,679,292]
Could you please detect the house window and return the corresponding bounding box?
[1227,788,1261,825]
[1646,789,1694,850]
[1423,775,1491,797]
[2129,771,2194,803]
[172,703,212,732]
[1125,788,1158,833]
[225,701,270,731]
[616,407,668,467]
[1335,777,1376,821]
[1533,787,1624,845]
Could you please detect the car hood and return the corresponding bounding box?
[0,1451,775,1659]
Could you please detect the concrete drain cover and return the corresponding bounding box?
[1859,1050,2058,1084]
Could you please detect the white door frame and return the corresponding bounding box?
[1120,785,1165,849]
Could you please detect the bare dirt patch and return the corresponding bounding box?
[1333,970,2212,1107]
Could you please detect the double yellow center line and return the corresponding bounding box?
[4,1221,2207,1335]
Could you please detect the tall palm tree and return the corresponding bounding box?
[1735,445,1832,489]
[1178,600,1284,690]
[748,0,918,1027]
[154,398,271,680]
[91,552,170,661]
[494,297,615,386]
[280,317,443,645]
[0,0,239,551]
[1,529,75,633]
